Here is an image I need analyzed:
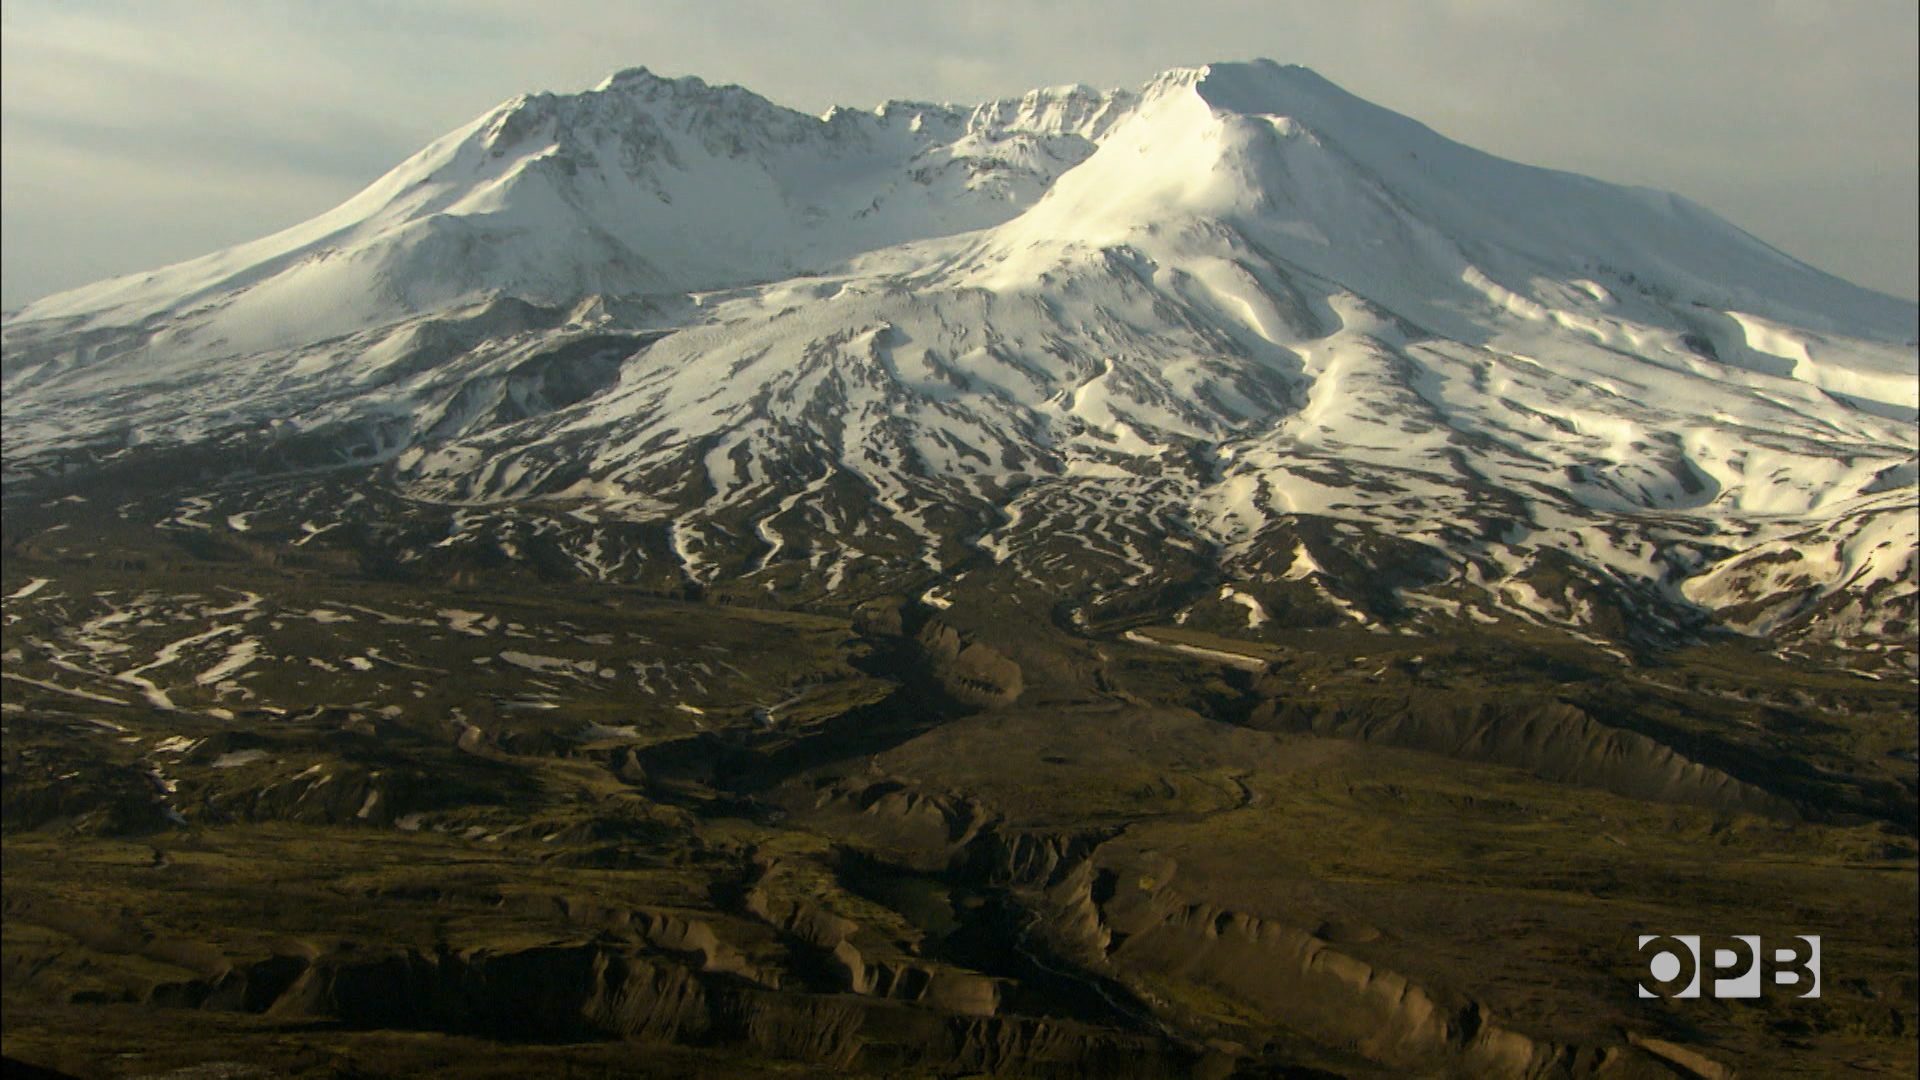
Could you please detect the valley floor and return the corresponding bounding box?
[3,510,1915,1080]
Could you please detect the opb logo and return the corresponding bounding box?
[1637,935,1819,999]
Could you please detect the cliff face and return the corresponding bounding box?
[8,932,1194,1077]
[1250,695,1799,818]
[786,776,1659,1080]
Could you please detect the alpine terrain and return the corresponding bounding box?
[3,61,1916,1080]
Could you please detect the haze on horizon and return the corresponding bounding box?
[3,0,1916,311]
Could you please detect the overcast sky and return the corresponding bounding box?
[3,0,1915,311]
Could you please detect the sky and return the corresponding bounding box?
[3,0,1915,311]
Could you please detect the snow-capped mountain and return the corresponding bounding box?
[4,60,1915,669]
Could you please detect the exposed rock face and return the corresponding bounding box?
[828,937,1002,1016]
[921,621,1026,707]
[277,943,1186,1076]
[747,859,1000,1016]
[1251,695,1798,818]
[764,772,1673,1078]
[1044,864,1548,1077]
[1021,850,1728,1080]
[0,907,1188,1078]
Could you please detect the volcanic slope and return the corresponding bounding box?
[5,58,1920,1080]
[3,60,1916,667]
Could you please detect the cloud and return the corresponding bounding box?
[2,0,1913,308]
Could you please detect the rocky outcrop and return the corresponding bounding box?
[920,621,1025,707]
[791,779,1606,1076]
[794,775,996,870]
[1627,1033,1739,1080]
[0,893,292,1011]
[1028,858,1701,1080]
[963,825,1119,889]
[270,944,709,1042]
[273,941,1183,1076]
[1253,695,1798,818]
[631,909,780,986]
[1076,871,1550,1076]
[746,875,998,1016]
[0,751,174,837]
[828,938,1001,1016]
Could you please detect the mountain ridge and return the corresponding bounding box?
[3,59,1915,675]
[12,61,1914,345]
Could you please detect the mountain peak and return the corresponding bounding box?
[3,59,1914,670]
[11,60,1912,344]
[591,64,737,99]
[595,64,671,90]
